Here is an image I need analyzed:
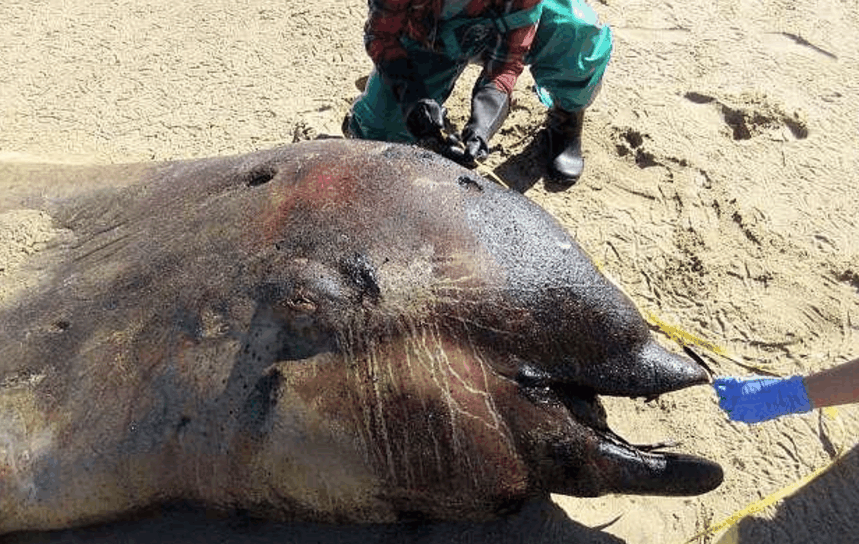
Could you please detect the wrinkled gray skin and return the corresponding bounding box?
[0,140,722,538]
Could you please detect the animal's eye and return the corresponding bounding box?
[275,256,379,312]
[286,296,317,313]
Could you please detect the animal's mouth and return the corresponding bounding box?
[512,347,724,497]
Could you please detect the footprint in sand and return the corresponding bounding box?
[681,91,809,141]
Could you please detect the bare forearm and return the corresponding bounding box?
[803,357,859,409]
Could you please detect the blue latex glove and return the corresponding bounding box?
[713,375,813,423]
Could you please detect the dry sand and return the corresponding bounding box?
[1,0,859,542]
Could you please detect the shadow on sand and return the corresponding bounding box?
[491,128,585,195]
[492,128,549,194]
[727,442,859,543]
[5,498,626,544]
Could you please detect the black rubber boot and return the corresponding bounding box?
[547,108,585,186]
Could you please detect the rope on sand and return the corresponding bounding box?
[476,163,509,187]
[642,316,849,544]
[685,408,846,543]
[476,197,849,544]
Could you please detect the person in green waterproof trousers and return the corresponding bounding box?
[342,0,612,186]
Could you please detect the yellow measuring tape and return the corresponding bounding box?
[685,406,846,544]
[476,163,509,187]
[468,173,849,544]
[643,315,848,544]
[647,313,728,358]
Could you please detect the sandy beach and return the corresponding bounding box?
[1,0,858,542]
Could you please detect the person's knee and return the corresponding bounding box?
[347,100,414,143]
[587,22,613,65]
[342,109,367,139]
[346,76,415,142]
[529,0,612,68]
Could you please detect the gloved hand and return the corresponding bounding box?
[713,375,813,423]
[404,98,447,141]
[461,85,510,164]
